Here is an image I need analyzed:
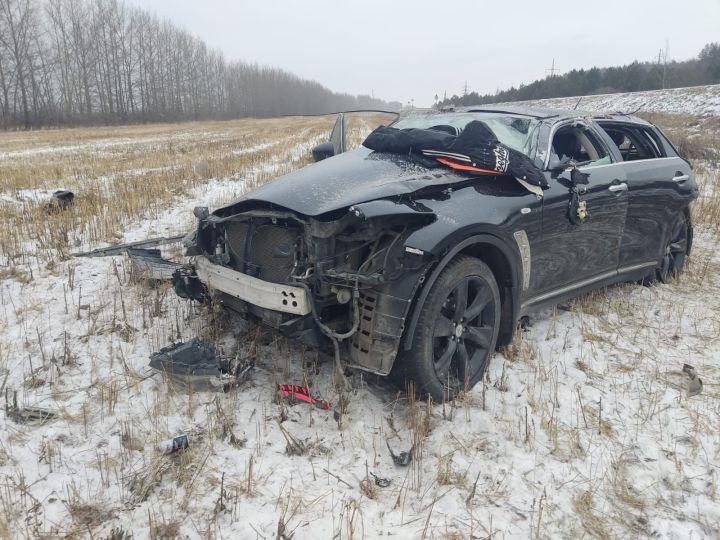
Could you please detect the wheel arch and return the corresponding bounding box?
[401,234,520,352]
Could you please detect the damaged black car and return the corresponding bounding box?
[173,107,698,400]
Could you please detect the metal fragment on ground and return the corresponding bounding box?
[127,248,183,281]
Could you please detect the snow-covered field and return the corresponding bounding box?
[497,84,720,116]
[0,110,719,539]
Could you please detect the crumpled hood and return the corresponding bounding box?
[214,147,480,218]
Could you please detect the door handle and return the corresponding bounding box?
[672,173,689,183]
[608,183,628,192]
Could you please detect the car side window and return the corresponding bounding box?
[550,125,611,169]
[598,123,666,161]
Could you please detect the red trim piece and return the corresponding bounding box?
[278,384,316,405]
[278,384,332,410]
[435,157,502,175]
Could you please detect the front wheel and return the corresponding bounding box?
[394,256,501,401]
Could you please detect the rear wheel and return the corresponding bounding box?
[645,212,690,284]
[395,256,501,401]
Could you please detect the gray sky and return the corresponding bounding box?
[128,0,720,107]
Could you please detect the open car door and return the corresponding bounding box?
[312,113,346,161]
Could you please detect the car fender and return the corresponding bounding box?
[400,231,522,351]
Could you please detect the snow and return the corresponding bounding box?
[1,119,719,538]
[496,84,720,116]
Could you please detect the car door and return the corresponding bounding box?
[596,121,696,271]
[529,121,629,298]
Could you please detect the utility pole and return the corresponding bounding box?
[546,59,558,77]
[662,39,669,89]
[462,80,470,97]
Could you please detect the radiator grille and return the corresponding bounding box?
[224,220,298,284]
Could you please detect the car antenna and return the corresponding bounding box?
[616,102,645,116]
[627,102,645,115]
[573,97,583,110]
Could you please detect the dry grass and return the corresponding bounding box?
[0,116,333,265]
[639,111,720,161]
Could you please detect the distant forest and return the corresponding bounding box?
[439,43,720,107]
[0,0,401,130]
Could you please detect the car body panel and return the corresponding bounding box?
[216,147,481,218]
[531,163,629,296]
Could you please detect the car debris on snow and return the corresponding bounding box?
[157,434,190,454]
[127,248,183,281]
[48,189,74,210]
[72,234,185,258]
[370,472,392,487]
[149,338,253,392]
[386,440,413,466]
[683,363,704,397]
[5,392,56,424]
[276,384,332,410]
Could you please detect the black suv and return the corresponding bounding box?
[176,107,697,400]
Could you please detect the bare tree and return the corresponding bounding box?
[0,0,398,129]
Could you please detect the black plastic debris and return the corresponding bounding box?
[51,189,74,208]
[44,189,74,212]
[370,472,392,487]
[171,266,208,302]
[149,338,253,392]
[386,440,413,466]
[127,248,183,281]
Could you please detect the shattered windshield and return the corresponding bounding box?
[392,112,540,157]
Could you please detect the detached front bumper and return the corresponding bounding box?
[194,257,311,316]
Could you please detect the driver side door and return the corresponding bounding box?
[528,122,629,301]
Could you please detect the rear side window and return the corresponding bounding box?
[598,123,667,161]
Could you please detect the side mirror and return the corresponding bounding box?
[312,142,335,162]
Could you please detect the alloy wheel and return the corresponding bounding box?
[432,276,496,388]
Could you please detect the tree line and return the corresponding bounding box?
[0,0,400,130]
[439,43,720,107]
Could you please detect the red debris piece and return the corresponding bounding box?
[277,384,332,410]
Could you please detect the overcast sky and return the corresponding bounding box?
[127,0,720,107]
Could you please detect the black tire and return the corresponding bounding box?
[646,212,690,284]
[394,256,501,401]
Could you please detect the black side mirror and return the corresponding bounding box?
[312,142,335,162]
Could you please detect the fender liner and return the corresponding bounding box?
[401,233,521,351]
